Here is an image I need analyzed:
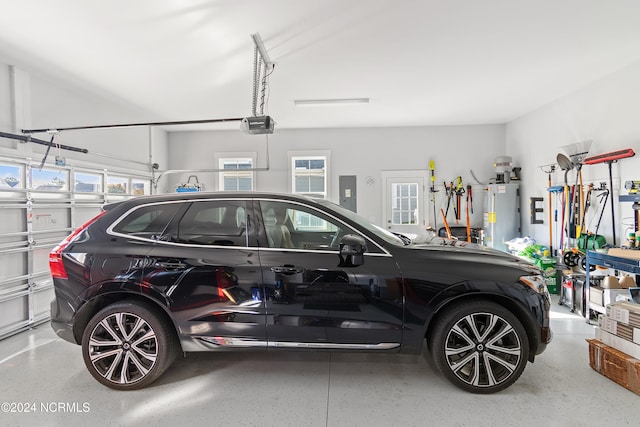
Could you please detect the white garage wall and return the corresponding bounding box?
[0,64,11,132]
[27,73,164,172]
[167,125,506,230]
[506,59,640,249]
[0,63,168,174]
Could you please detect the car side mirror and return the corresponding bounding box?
[338,234,366,267]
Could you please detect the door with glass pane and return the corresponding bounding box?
[382,172,427,236]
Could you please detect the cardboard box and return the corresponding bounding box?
[606,289,631,306]
[591,287,629,308]
[590,286,604,306]
[598,315,618,335]
[607,247,640,261]
[607,303,631,324]
[595,328,640,360]
[606,301,640,327]
[587,339,640,396]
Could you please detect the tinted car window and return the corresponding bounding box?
[111,202,183,239]
[316,199,405,246]
[260,201,358,251]
[176,200,247,246]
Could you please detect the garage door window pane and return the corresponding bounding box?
[0,164,22,189]
[107,176,128,194]
[31,168,68,191]
[75,172,102,193]
[132,179,149,195]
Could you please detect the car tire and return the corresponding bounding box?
[81,300,179,390]
[429,300,529,394]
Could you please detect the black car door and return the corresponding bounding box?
[143,198,266,350]
[255,199,403,350]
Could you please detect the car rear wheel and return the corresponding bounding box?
[81,300,178,390]
[429,300,529,394]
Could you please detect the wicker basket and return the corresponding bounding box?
[587,339,640,395]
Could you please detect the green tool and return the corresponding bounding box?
[429,160,438,229]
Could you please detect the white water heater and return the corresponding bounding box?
[483,183,521,252]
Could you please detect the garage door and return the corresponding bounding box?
[0,155,151,339]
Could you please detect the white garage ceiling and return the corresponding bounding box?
[1,0,640,130]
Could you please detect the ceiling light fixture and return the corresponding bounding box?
[294,98,370,107]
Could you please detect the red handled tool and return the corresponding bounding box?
[583,148,635,245]
[441,208,452,239]
[445,181,454,217]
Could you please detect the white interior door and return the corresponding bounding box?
[382,172,427,236]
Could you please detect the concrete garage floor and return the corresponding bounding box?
[0,296,637,427]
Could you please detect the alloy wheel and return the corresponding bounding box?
[443,312,522,388]
[87,312,158,385]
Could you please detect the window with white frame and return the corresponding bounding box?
[291,156,326,199]
[218,158,254,191]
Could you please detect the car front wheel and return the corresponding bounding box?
[430,300,529,394]
[81,300,178,390]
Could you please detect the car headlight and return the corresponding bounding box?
[520,274,550,298]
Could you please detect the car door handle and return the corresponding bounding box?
[155,261,187,270]
[270,266,301,275]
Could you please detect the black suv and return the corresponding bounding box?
[49,192,551,393]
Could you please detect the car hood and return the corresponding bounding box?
[401,235,541,277]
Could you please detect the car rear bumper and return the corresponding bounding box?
[50,294,79,344]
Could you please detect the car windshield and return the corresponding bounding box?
[315,199,405,246]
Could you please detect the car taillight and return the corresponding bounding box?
[49,211,107,280]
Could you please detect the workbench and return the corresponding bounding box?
[585,250,640,322]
